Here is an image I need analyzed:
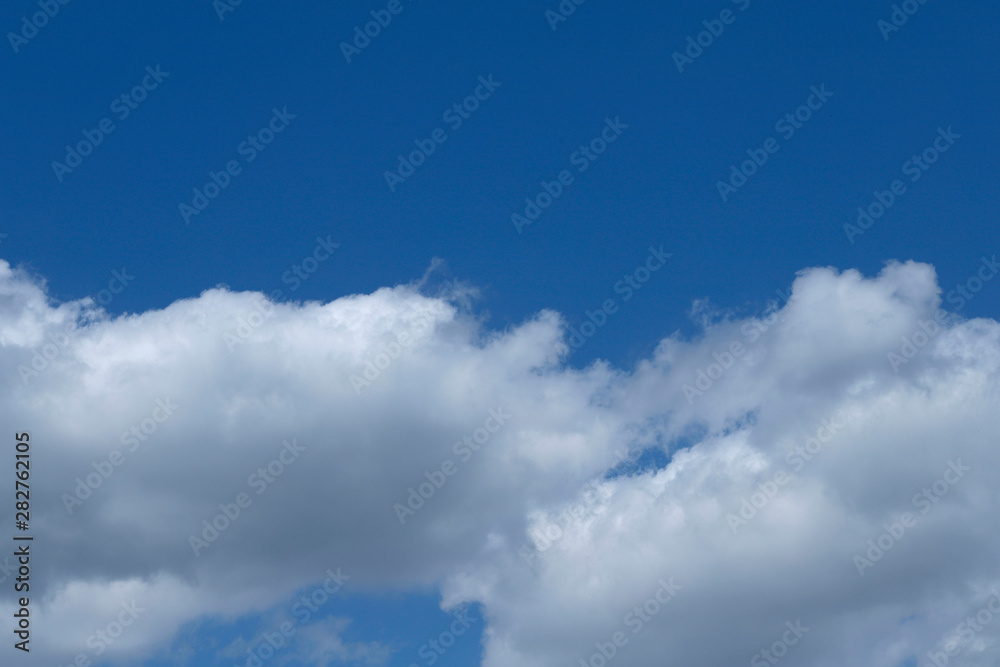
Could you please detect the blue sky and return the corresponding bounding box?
[7,0,999,361]
[4,1,1000,666]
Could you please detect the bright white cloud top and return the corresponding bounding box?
[1,258,999,666]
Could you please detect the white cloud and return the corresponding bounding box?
[1,259,998,666]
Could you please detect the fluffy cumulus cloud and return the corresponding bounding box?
[1,258,999,666]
